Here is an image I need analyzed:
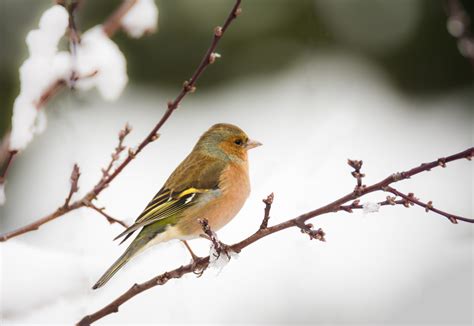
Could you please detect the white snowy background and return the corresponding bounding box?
[1,54,472,325]
[0,0,473,325]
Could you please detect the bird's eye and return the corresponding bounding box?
[234,139,243,146]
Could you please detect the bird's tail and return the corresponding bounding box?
[93,220,172,289]
[92,238,147,290]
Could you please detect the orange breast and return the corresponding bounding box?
[176,160,250,237]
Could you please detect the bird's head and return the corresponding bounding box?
[196,123,262,161]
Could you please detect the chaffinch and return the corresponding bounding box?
[93,123,261,289]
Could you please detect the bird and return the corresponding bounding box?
[92,123,262,289]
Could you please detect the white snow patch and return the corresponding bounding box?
[121,0,159,38]
[208,244,238,274]
[1,240,88,317]
[75,26,128,101]
[9,5,70,151]
[363,202,381,214]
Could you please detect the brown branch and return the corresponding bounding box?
[95,0,243,192]
[259,192,274,229]
[102,0,138,37]
[76,147,473,325]
[87,203,128,228]
[384,186,471,224]
[0,150,17,184]
[339,197,406,213]
[99,124,132,181]
[445,0,474,68]
[35,79,67,109]
[0,124,132,241]
[0,0,243,242]
[76,257,211,326]
[67,0,82,50]
[198,218,235,262]
[295,220,326,241]
[63,163,80,208]
[0,133,10,165]
[0,165,83,242]
[66,0,82,88]
[0,0,144,183]
[348,159,365,195]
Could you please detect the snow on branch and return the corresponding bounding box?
[76,147,473,325]
[0,0,159,205]
[121,0,159,38]
[0,0,243,241]
[10,5,70,151]
[74,26,128,100]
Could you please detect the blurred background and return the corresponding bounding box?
[0,0,473,325]
[1,0,473,135]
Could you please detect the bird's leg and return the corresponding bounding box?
[181,240,206,277]
[198,219,240,259]
[181,240,200,262]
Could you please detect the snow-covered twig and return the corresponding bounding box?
[0,0,158,200]
[0,0,242,242]
[77,147,473,325]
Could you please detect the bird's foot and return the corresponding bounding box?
[181,240,206,276]
[211,240,239,262]
[191,256,207,277]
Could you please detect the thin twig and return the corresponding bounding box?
[348,159,365,195]
[87,203,128,228]
[95,0,242,192]
[99,124,132,180]
[338,198,406,213]
[102,0,138,37]
[0,0,243,242]
[76,147,473,325]
[0,150,17,184]
[0,0,143,183]
[259,192,274,229]
[63,163,80,208]
[0,124,132,241]
[66,0,82,88]
[0,165,84,242]
[384,186,471,224]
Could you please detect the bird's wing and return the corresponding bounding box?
[114,153,227,243]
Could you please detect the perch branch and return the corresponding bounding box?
[0,0,243,242]
[76,147,473,325]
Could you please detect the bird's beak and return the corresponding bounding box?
[246,139,262,150]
